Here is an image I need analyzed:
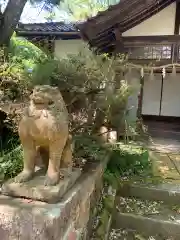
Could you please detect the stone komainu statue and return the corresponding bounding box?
[15,85,73,186]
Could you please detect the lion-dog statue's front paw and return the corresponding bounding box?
[44,173,60,186]
[14,171,34,183]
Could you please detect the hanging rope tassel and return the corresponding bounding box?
[140,67,144,78]
[162,67,166,78]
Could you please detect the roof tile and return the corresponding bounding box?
[16,22,79,33]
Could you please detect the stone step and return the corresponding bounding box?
[112,196,180,239]
[118,181,180,204]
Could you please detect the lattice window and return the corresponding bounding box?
[125,45,172,60]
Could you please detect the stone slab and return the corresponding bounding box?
[113,212,180,239]
[119,181,180,204]
[1,168,81,203]
[150,151,180,180]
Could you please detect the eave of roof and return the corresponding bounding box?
[16,22,81,39]
[77,0,176,52]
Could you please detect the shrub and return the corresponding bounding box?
[31,47,133,136]
[0,41,148,183]
[104,142,150,185]
[73,133,108,161]
[0,146,23,181]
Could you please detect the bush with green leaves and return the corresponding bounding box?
[0,37,49,101]
[73,133,108,161]
[0,133,108,182]
[31,47,133,135]
[0,40,134,136]
[0,40,149,183]
[104,142,151,188]
[0,146,23,181]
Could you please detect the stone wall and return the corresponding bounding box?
[0,160,108,240]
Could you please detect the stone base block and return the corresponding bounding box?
[0,160,108,240]
[1,168,81,203]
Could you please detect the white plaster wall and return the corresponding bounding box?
[161,74,180,117]
[54,39,89,59]
[123,2,176,36]
[141,74,162,116]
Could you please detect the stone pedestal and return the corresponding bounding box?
[0,160,108,240]
[1,168,81,203]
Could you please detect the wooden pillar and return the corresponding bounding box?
[137,76,144,119]
[173,1,180,62]
[113,27,124,54]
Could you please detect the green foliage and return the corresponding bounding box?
[31,47,132,133]
[59,0,119,21]
[0,132,107,181]
[1,37,47,77]
[0,43,128,181]
[0,133,20,156]
[0,40,147,186]
[0,146,23,181]
[0,42,132,137]
[0,37,49,101]
[10,37,48,65]
[9,37,48,85]
[31,58,59,86]
[73,133,108,161]
[105,142,151,184]
[92,185,116,239]
[103,169,120,189]
[32,48,109,89]
[96,142,151,238]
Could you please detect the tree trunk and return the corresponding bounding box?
[0,0,27,46]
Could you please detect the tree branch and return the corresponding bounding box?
[0,6,3,21]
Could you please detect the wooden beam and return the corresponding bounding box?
[137,76,144,119]
[114,28,121,41]
[174,2,180,34]
[117,59,176,68]
[92,35,180,53]
[113,28,124,54]
[173,2,180,61]
[122,35,180,44]
[121,0,176,33]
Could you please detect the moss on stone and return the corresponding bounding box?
[99,209,110,225]
[96,224,105,239]
[103,195,114,211]
[93,187,116,239]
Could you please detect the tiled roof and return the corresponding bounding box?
[16,22,80,35]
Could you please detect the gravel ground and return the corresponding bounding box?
[108,196,180,240]
[116,197,180,222]
[109,228,175,240]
